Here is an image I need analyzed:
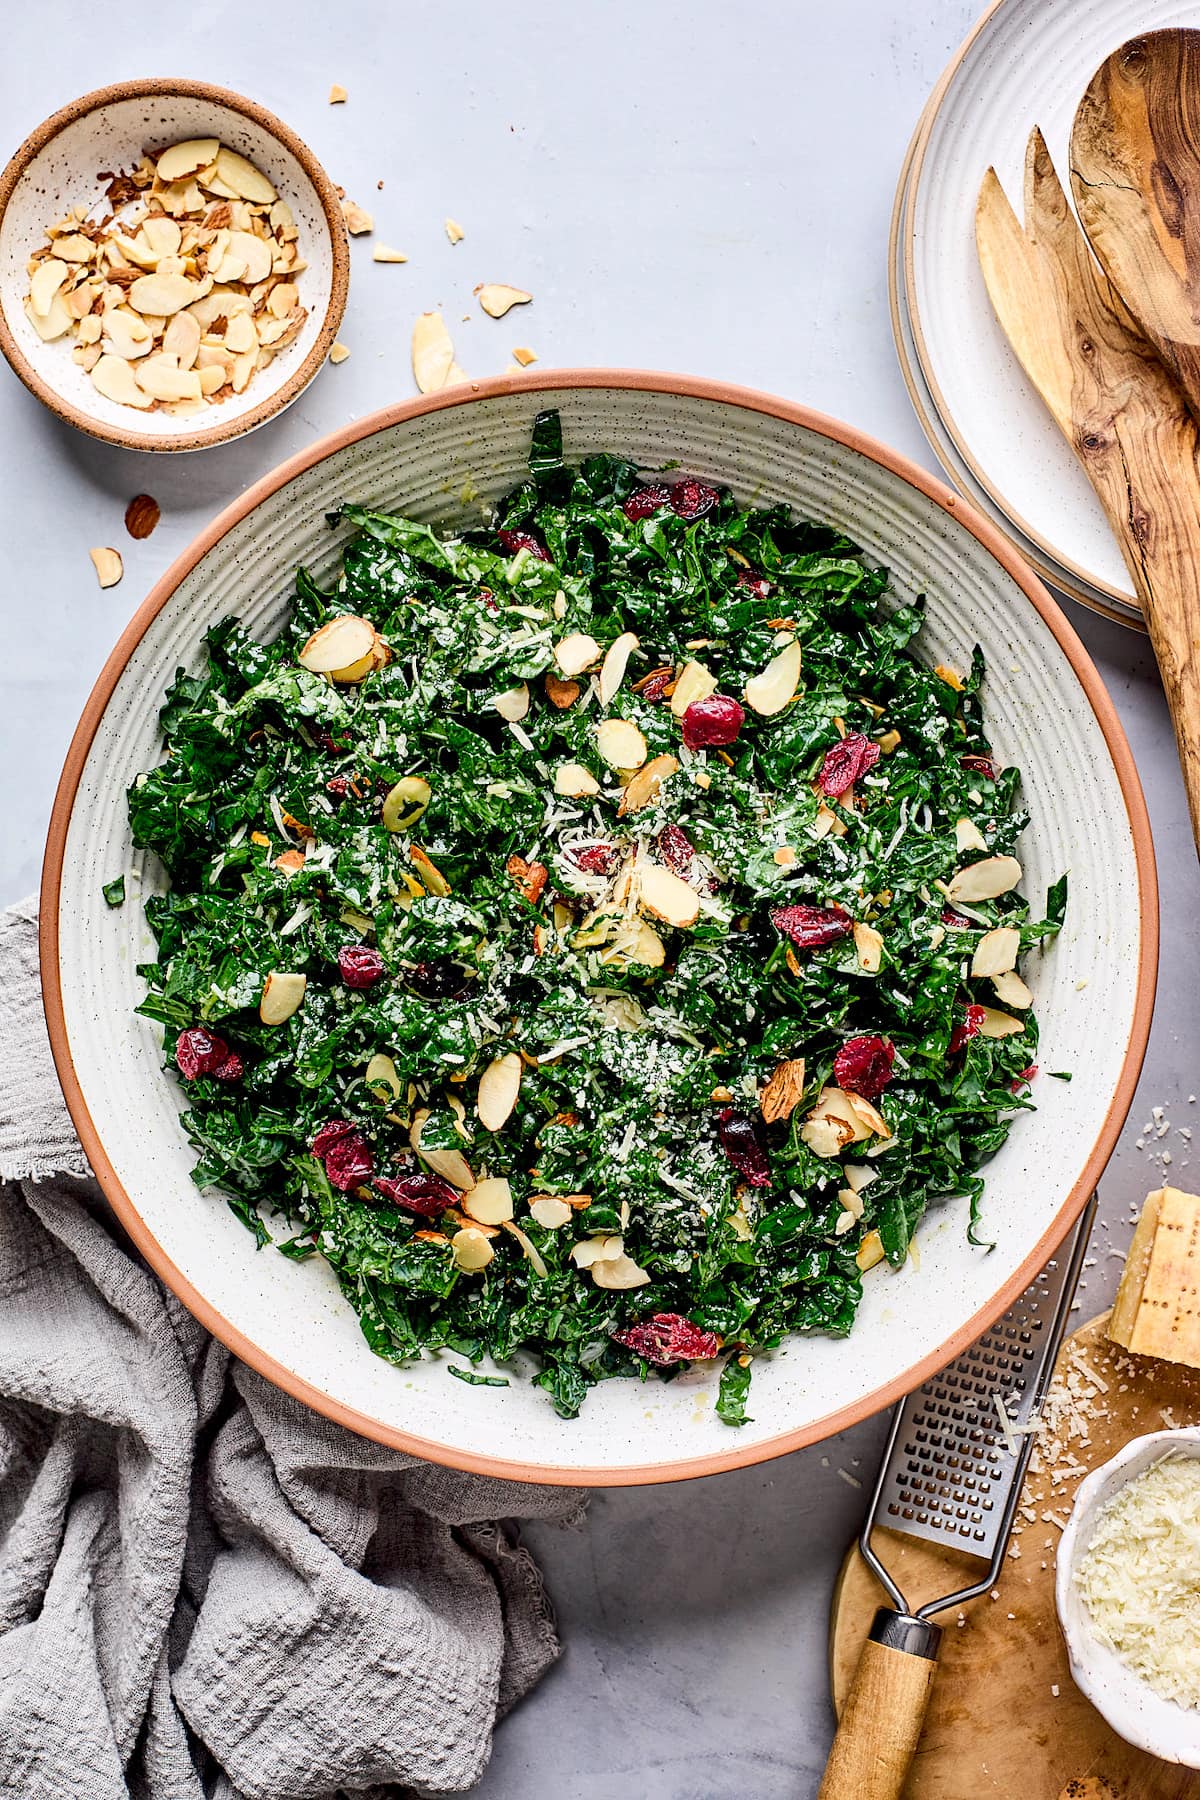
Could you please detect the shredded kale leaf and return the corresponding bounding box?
[102,875,126,907]
[128,412,1065,1422]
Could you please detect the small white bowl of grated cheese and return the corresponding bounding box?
[1057,1428,1200,1765]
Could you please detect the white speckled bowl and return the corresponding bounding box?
[0,79,348,452]
[41,373,1157,1483]
[1056,1428,1200,1764]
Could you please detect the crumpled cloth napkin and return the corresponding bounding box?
[0,896,582,1800]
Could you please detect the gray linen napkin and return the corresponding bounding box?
[0,896,582,1800]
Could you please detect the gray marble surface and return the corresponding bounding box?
[1,4,1193,1794]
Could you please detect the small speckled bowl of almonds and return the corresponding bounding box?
[0,79,349,451]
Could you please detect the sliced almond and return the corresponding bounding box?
[571,1234,625,1269]
[991,970,1033,1009]
[142,215,182,258]
[491,683,530,722]
[801,1086,872,1158]
[760,1057,807,1124]
[29,259,69,318]
[161,308,201,368]
[329,83,348,103]
[598,631,639,705]
[845,1091,889,1137]
[24,292,72,342]
[946,855,1022,905]
[90,354,153,408]
[372,244,408,263]
[260,970,307,1024]
[72,343,101,370]
[476,282,531,318]
[226,229,272,285]
[156,139,220,183]
[976,1004,1026,1038]
[329,341,351,364]
[381,776,432,833]
[88,546,123,588]
[596,717,648,771]
[638,863,700,929]
[500,1217,548,1277]
[857,1229,885,1272]
[214,147,277,204]
[955,816,988,855]
[412,310,455,393]
[298,614,377,674]
[268,281,299,319]
[512,346,537,367]
[971,926,1020,979]
[224,310,257,353]
[365,1052,402,1101]
[668,658,717,718]
[744,637,803,716]
[410,1110,475,1190]
[591,1252,651,1290]
[75,309,103,341]
[554,762,601,798]
[128,271,198,316]
[852,922,884,974]
[53,234,96,263]
[102,307,154,359]
[618,753,679,816]
[553,632,601,678]
[842,1162,877,1194]
[444,217,465,243]
[461,1176,514,1225]
[476,1052,523,1132]
[612,920,666,968]
[529,1196,572,1229]
[451,1227,494,1272]
[410,846,451,895]
[133,353,203,402]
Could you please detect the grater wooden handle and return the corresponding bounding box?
[818,1608,940,1800]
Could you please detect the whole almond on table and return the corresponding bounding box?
[124,494,160,539]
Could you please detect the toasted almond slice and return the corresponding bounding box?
[614,920,666,968]
[618,753,679,816]
[852,922,884,973]
[158,308,200,370]
[462,1176,514,1225]
[142,215,182,258]
[760,1057,807,1124]
[553,632,601,677]
[329,340,350,364]
[445,217,465,243]
[133,354,203,403]
[90,354,153,408]
[976,1004,1026,1038]
[857,1229,885,1272]
[490,683,530,722]
[156,138,220,183]
[365,1052,402,1100]
[227,229,272,285]
[410,845,451,895]
[260,970,307,1024]
[53,234,96,263]
[198,361,229,395]
[214,146,277,204]
[935,663,965,692]
[639,863,700,928]
[67,285,98,322]
[23,292,72,342]
[298,614,377,674]
[444,362,470,386]
[744,637,803,716]
[955,816,988,855]
[596,717,647,771]
[102,307,154,359]
[268,281,299,319]
[329,83,348,103]
[451,1227,494,1272]
[410,1110,475,1190]
[512,346,537,366]
[29,258,69,317]
[591,1252,651,1290]
[543,673,579,709]
[842,1162,878,1194]
[971,926,1020,979]
[477,1052,523,1132]
[381,776,432,833]
[571,1234,625,1269]
[72,343,101,370]
[88,546,123,588]
[529,1196,572,1229]
[845,1091,889,1137]
[412,310,455,393]
[598,631,639,705]
[668,658,717,717]
[372,244,408,262]
[475,282,532,318]
[991,969,1033,1009]
[554,762,601,798]
[128,271,198,315]
[946,854,1022,904]
[224,310,257,353]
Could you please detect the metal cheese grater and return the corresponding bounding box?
[818,1197,1096,1800]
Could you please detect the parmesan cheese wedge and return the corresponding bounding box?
[1109,1187,1200,1365]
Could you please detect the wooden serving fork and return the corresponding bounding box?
[976,127,1200,848]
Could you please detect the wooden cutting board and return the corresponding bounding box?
[829,1312,1200,1799]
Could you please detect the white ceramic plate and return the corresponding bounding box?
[901,0,1200,622]
[42,374,1156,1484]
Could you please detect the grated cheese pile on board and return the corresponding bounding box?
[1075,1454,1200,1709]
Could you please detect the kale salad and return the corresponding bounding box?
[127,411,1065,1424]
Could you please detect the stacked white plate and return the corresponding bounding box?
[891,0,1200,631]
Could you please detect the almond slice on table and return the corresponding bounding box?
[298,614,377,675]
[638,863,700,928]
[598,631,639,704]
[461,1177,514,1225]
[512,347,537,366]
[554,762,601,798]
[329,341,351,364]
[475,282,532,318]
[373,245,408,263]
[971,926,1020,978]
[668,658,717,717]
[946,854,1022,904]
[341,199,374,235]
[618,753,679,816]
[744,637,802,716]
[259,970,307,1024]
[88,546,123,588]
[444,217,465,244]
[553,633,601,678]
[412,311,455,393]
[595,717,648,771]
[410,1109,475,1191]
[476,1052,523,1132]
[329,83,348,103]
[155,139,220,183]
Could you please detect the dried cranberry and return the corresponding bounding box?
[948,1004,989,1055]
[176,1027,237,1081]
[371,1170,458,1217]
[636,669,675,704]
[1011,1063,1038,1092]
[833,1035,895,1102]
[716,1109,771,1188]
[407,958,475,1001]
[960,753,997,781]
[737,569,773,599]
[311,1119,374,1191]
[497,528,552,562]
[657,824,695,876]
[612,1313,721,1367]
[682,693,745,752]
[669,477,719,521]
[326,775,352,798]
[338,945,385,989]
[771,903,853,951]
[315,728,351,755]
[623,482,671,521]
[574,843,620,875]
[818,732,882,798]
[210,1051,244,1083]
[940,907,972,931]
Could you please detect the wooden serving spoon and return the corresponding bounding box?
[1071,29,1200,421]
[976,127,1200,852]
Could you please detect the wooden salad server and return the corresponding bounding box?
[1071,29,1200,421]
[976,126,1200,851]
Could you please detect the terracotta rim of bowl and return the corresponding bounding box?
[0,77,349,453]
[40,370,1159,1485]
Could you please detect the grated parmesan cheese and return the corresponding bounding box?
[1075,1454,1200,1709]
